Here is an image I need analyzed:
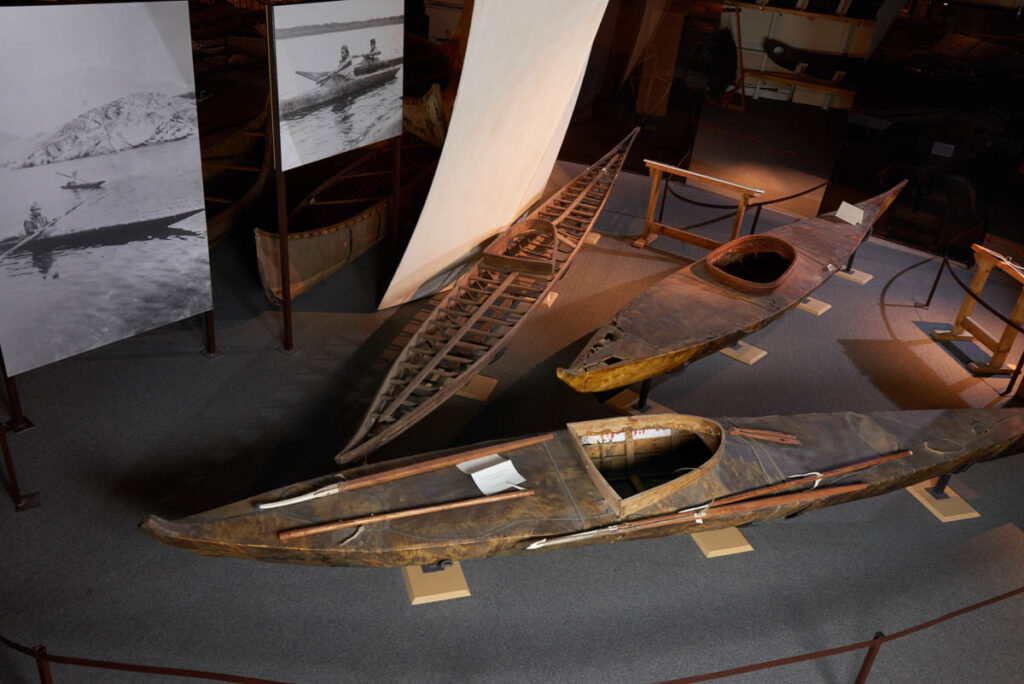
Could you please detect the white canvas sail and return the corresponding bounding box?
[378,0,609,309]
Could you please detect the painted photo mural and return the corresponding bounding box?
[272,0,404,171]
[0,2,210,376]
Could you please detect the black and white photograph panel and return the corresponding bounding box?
[0,2,210,377]
[273,0,404,171]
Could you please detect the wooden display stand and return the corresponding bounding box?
[692,527,754,558]
[401,562,471,605]
[632,161,764,251]
[798,296,831,316]
[931,244,1024,375]
[835,268,873,285]
[720,340,767,365]
[604,387,673,417]
[455,375,497,402]
[907,477,980,523]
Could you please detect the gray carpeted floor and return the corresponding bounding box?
[2,168,1023,684]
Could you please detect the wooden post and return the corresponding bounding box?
[854,632,885,684]
[265,5,293,351]
[390,134,402,245]
[731,192,751,240]
[3,372,31,432]
[729,4,746,111]
[633,166,664,249]
[203,310,216,355]
[33,645,53,684]
[2,425,40,510]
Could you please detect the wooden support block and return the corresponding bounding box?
[834,268,873,284]
[603,389,673,416]
[543,291,559,308]
[966,360,1015,376]
[930,329,974,342]
[906,479,981,523]
[719,341,766,366]
[632,234,657,249]
[691,527,753,558]
[797,296,831,316]
[584,232,601,245]
[455,375,497,401]
[401,562,471,605]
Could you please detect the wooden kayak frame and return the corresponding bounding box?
[336,129,640,464]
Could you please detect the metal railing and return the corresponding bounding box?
[661,584,1024,683]
[3,585,1021,683]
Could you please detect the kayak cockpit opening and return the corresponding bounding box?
[705,234,796,294]
[568,415,723,516]
[482,218,558,275]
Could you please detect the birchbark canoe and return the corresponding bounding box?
[280,67,400,117]
[335,128,640,465]
[556,182,906,393]
[140,408,1024,567]
[254,136,441,305]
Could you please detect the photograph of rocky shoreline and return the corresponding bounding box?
[0,2,211,376]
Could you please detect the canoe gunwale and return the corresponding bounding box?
[566,413,727,517]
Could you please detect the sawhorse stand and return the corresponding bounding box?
[632,160,764,251]
[931,244,1024,375]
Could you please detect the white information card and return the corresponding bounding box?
[457,455,526,495]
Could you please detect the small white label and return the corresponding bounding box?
[835,201,865,225]
[931,141,955,158]
[458,455,526,495]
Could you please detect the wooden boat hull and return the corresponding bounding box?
[61,181,105,190]
[140,408,1024,567]
[337,129,640,464]
[280,67,400,117]
[556,183,906,393]
[202,110,271,247]
[253,136,440,305]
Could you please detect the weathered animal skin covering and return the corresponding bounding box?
[141,408,1024,567]
[557,182,906,393]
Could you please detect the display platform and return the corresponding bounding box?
[3,167,1023,683]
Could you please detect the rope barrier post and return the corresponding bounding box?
[33,645,53,684]
[1002,346,1024,396]
[854,632,885,684]
[1,425,40,511]
[927,472,953,500]
[636,378,652,412]
[749,202,765,235]
[917,257,947,309]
